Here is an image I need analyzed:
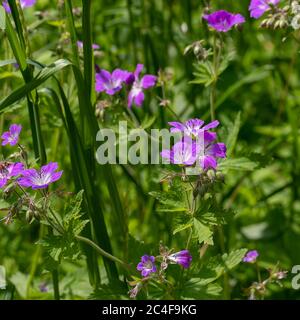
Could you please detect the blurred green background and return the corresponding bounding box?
[0,0,299,299]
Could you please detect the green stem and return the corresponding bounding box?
[210,84,216,121]
[166,104,181,121]
[210,33,218,121]
[52,269,60,300]
[75,235,129,270]
[255,262,262,283]
[26,225,46,298]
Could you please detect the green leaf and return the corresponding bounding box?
[190,61,214,87]
[180,280,222,299]
[218,157,257,172]
[5,13,26,70]
[149,182,188,212]
[63,190,89,236]
[193,218,213,245]
[141,115,156,129]
[191,249,247,286]
[222,248,248,270]
[10,272,28,299]
[0,59,72,113]
[173,220,193,235]
[38,191,89,266]
[195,197,233,226]
[226,112,241,158]
[0,6,5,30]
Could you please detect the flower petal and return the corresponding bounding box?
[134,64,144,78]
[134,91,145,107]
[200,155,217,170]
[202,120,219,130]
[141,75,157,89]
[41,162,58,174]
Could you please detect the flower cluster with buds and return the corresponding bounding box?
[243,250,288,300]
[254,0,300,30]
[0,124,63,226]
[128,244,192,299]
[291,1,300,29]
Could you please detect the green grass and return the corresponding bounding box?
[0,0,299,300]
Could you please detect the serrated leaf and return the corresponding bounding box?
[191,61,214,87]
[173,220,193,235]
[193,218,213,245]
[149,181,188,213]
[192,249,247,286]
[222,248,248,270]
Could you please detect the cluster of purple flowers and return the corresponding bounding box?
[0,124,63,190]
[2,0,36,13]
[161,119,226,170]
[203,1,281,32]
[95,64,157,108]
[136,250,192,277]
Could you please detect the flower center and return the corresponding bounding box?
[143,261,153,270]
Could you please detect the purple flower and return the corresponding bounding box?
[168,119,219,139]
[127,64,157,108]
[203,10,245,32]
[1,124,22,146]
[198,141,227,170]
[2,0,36,13]
[76,40,100,50]
[18,162,63,189]
[162,119,226,169]
[137,255,157,277]
[168,250,192,269]
[249,0,280,19]
[243,250,259,263]
[165,119,226,170]
[0,162,24,188]
[161,137,200,166]
[95,69,130,95]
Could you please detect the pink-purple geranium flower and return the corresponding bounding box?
[162,119,226,170]
[161,137,200,166]
[249,0,280,19]
[18,162,63,189]
[95,69,130,95]
[2,0,36,13]
[0,162,24,188]
[168,250,192,269]
[1,124,22,146]
[77,41,100,50]
[243,250,259,263]
[127,64,157,108]
[203,10,246,32]
[137,255,157,277]
[168,119,219,139]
